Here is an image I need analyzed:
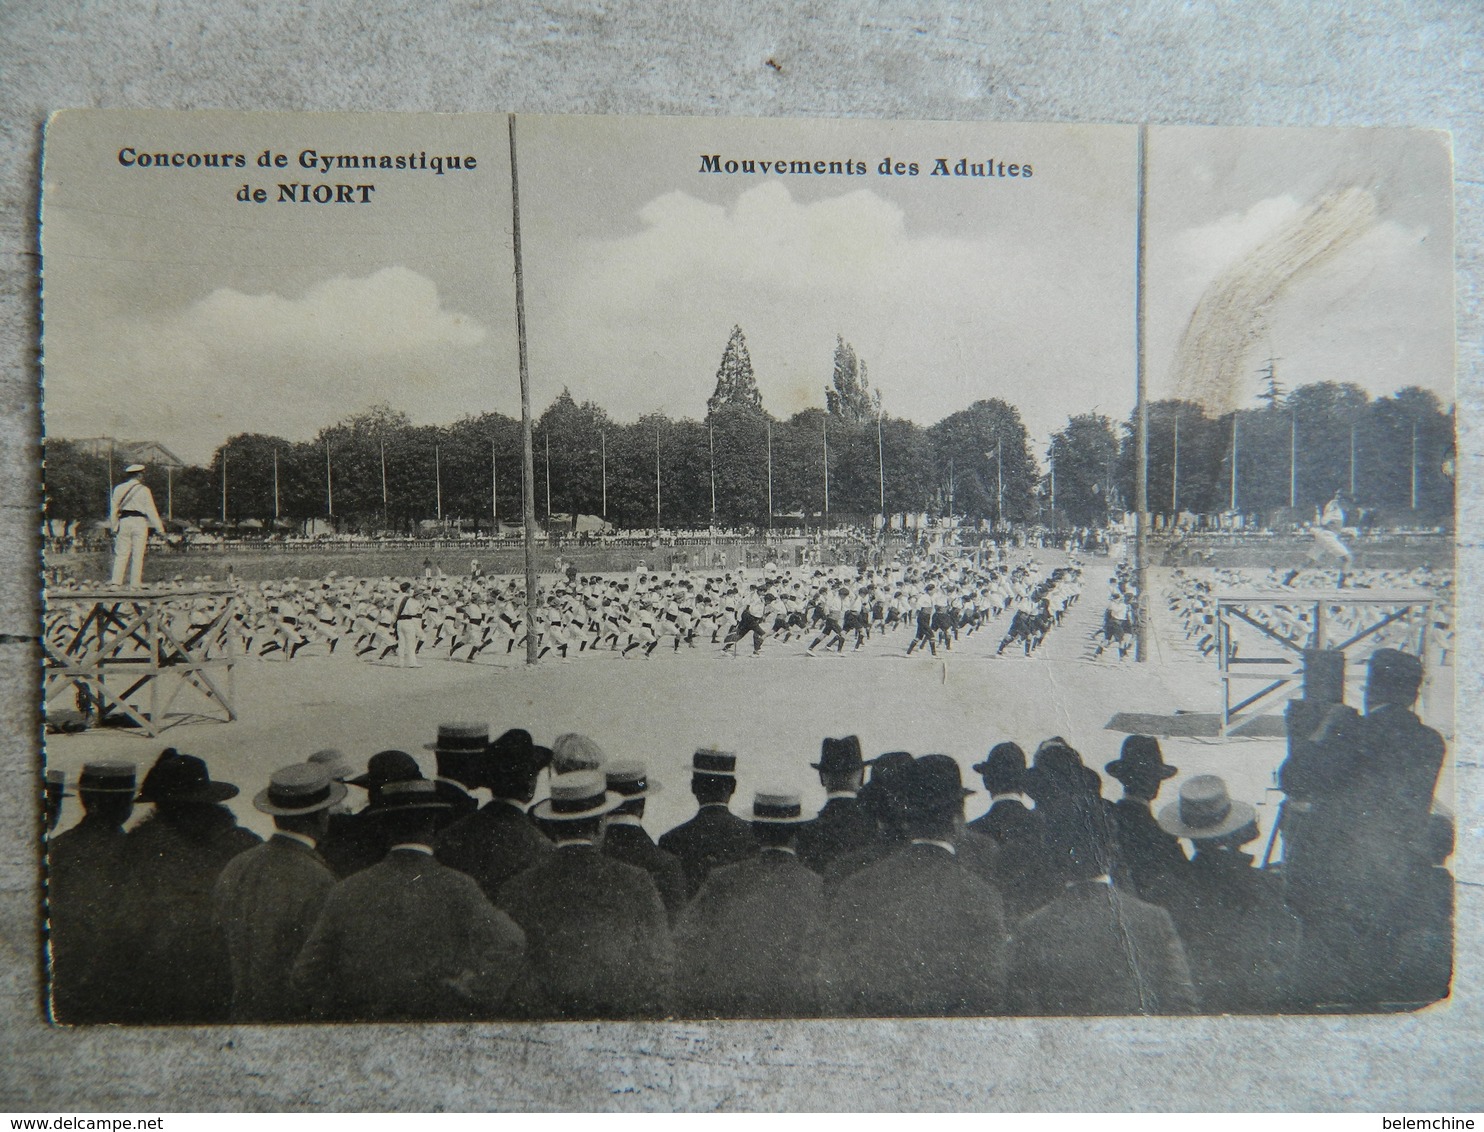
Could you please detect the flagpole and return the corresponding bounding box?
[1171,412,1179,514]
[544,430,551,523]
[491,440,498,531]
[325,439,333,520]
[766,419,773,532]
[166,464,173,521]
[1133,121,1149,662]
[822,415,830,529]
[1230,415,1239,512]
[876,410,886,523]
[654,424,661,531]
[380,438,388,526]
[508,112,539,665]
[600,429,607,519]
[273,448,280,521]
[435,442,443,523]
[221,445,228,525]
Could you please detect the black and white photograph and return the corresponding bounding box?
[38,110,1456,1025]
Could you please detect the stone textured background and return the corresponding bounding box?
[0,0,1479,1111]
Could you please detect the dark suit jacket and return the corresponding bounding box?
[319,809,386,878]
[1109,797,1189,905]
[797,795,877,875]
[658,805,758,897]
[293,847,526,1021]
[823,842,1009,1017]
[965,800,1056,921]
[674,849,826,1017]
[1008,879,1198,1015]
[212,835,337,1021]
[46,817,129,1023]
[436,799,554,903]
[111,806,262,1023]
[601,820,688,922]
[496,844,673,1019]
[1166,851,1303,1013]
[433,778,480,827]
[1282,702,1446,920]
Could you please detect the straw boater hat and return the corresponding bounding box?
[424,722,490,754]
[748,791,811,824]
[77,761,137,794]
[123,463,146,475]
[605,761,661,799]
[253,763,348,817]
[1156,775,1257,841]
[691,748,737,778]
[529,770,623,821]
[306,748,356,783]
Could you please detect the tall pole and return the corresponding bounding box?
[1411,419,1419,510]
[766,419,774,532]
[1133,122,1150,661]
[1049,446,1056,520]
[166,465,173,521]
[543,431,551,523]
[1289,407,1297,509]
[877,410,886,522]
[380,438,388,526]
[708,423,717,528]
[220,445,227,525]
[1349,420,1357,497]
[654,424,661,531]
[822,415,830,528]
[106,440,114,507]
[600,430,607,519]
[1230,415,1240,513]
[435,442,443,523]
[508,113,539,665]
[996,438,1003,526]
[948,456,955,516]
[491,441,498,530]
[273,448,280,521]
[325,439,333,520]
[1171,412,1180,514]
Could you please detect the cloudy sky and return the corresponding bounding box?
[41,112,1453,465]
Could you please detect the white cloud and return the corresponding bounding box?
[46,268,494,461]
[531,181,1132,439]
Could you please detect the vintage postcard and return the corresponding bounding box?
[38,110,1455,1023]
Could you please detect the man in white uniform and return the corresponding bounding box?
[108,463,164,587]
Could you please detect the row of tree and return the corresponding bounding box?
[42,327,1455,532]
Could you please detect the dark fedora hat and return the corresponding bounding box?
[369,777,450,813]
[1366,647,1424,700]
[347,749,422,791]
[897,754,975,814]
[78,760,138,794]
[253,762,348,817]
[812,735,864,773]
[1104,735,1178,784]
[971,741,1026,778]
[136,752,239,804]
[1025,742,1101,802]
[490,728,554,771]
[1157,775,1257,841]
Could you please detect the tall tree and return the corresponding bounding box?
[825,336,881,423]
[1048,414,1120,527]
[707,325,763,417]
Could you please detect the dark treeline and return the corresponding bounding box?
[42,325,1455,532]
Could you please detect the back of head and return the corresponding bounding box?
[1366,647,1423,710]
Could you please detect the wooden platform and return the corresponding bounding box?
[43,585,239,737]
